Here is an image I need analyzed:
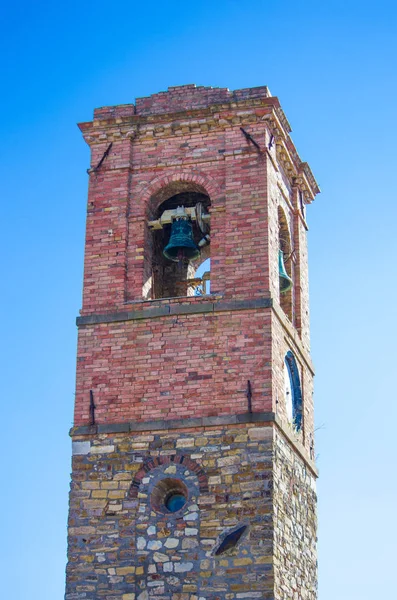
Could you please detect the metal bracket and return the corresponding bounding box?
[89,390,96,426]
[240,127,261,151]
[246,380,253,413]
[87,142,113,174]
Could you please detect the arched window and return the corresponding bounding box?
[283,351,302,432]
[146,189,211,299]
[278,206,293,321]
[193,258,211,296]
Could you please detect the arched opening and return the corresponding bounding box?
[214,524,249,556]
[192,258,211,296]
[145,186,211,299]
[278,206,293,321]
[151,478,189,514]
[284,350,303,432]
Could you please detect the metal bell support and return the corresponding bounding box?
[163,218,200,262]
[279,249,293,293]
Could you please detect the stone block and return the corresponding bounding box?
[248,427,273,441]
[72,441,91,455]
[90,445,115,454]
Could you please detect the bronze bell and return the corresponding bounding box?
[279,249,293,293]
[163,218,200,262]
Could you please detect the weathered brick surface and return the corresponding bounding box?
[74,308,272,426]
[66,84,320,599]
[271,310,315,453]
[74,304,314,456]
[78,85,317,316]
[93,85,271,120]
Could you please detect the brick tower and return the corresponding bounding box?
[66,84,320,600]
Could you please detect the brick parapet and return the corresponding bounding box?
[92,84,272,119]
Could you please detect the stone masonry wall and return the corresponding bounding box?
[66,423,275,600]
[273,430,317,600]
[66,423,317,600]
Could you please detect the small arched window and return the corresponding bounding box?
[283,351,302,432]
[278,206,293,321]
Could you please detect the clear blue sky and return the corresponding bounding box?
[1,2,396,598]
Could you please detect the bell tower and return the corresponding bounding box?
[66,84,320,600]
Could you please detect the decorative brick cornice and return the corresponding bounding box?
[78,103,276,145]
[78,88,319,201]
[261,111,319,202]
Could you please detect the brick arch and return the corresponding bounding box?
[138,170,223,217]
[136,169,222,301]
[128,454,209,498]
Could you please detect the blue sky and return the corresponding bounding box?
[1,2,396,598]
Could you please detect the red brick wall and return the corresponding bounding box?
[75,307,272,425]
[76,85,318,453]
[80,125,272,314]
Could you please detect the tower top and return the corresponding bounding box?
[79,83,320,203]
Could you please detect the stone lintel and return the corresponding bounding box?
[76,297,273,326]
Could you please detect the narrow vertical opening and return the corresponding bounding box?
[278,206,293,322]
[284,350,303,432]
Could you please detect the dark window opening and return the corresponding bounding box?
[165,492,186,513]
[151,478,189,514]
[214,524,248,556]
[278,206,293,322]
